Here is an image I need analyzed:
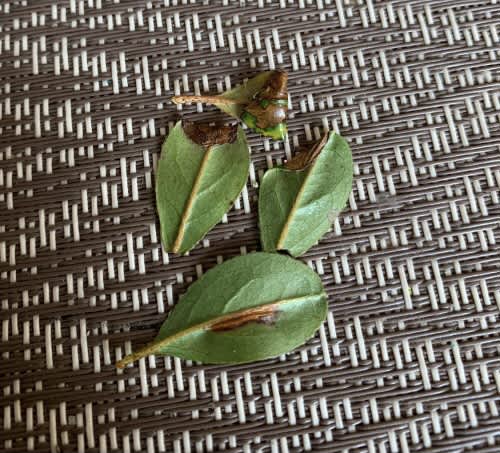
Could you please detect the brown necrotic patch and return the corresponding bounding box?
[183,121,238,148]
[211,304,279,332]
[243,70,288,129]
[284,132,329,171]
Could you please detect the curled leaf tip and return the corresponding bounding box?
[284,132,329,171]
[183,121,238,148]
[241,70,289,140]
[174,71,289,140]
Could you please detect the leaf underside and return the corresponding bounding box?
[150,252,328,364]
[259,132,354,257]
[156,121,250,254]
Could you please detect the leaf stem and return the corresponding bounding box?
[116,341,163,369]
[171,95,244,106]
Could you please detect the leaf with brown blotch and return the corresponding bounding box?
[116,253,327,367]
[240,70,288,140]
[259,132,353,257]
[156,120,249,254]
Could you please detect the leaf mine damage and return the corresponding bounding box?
[211,304,279,332]
[241,70,289,140]
[242,70,288,129]
[183,121,238,148]
[284,132,329,171]
[155,120,249,254]
[116,253,328,366]
[259,132,354,257]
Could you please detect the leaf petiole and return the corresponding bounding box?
[171,95,244,106]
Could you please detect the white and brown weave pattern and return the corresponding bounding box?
[2,1,500,452]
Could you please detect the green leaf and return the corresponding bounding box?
[116,253,327,366]
[156,121,250,254]
[259,132,353,257]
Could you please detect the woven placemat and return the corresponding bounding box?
[2,1,500,452]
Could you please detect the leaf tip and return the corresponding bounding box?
[183,121,238,148]
[240,70,289,140]
[284,131,330,171]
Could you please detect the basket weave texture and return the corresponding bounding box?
[2,1,500,452]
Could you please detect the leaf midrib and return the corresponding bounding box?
[116,292,324,367]
[275,160,318,250]
[172,146,213,253]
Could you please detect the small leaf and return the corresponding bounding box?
[156,121,250,254]
[172,71,289,140]
[229,70,288,140]
[116,252,327,366]
[259,132,353,257]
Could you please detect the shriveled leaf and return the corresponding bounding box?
[156,121,249,254]
[216,71,277,118]
[172,71,289,140]
[259,132,353,257]
[116,253,327,366]
[240,70,288,140]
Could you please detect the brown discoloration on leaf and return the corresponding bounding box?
[284,132,329,171]
[211,304,279,332]
[260,70,288,101]
[183,122,238,148]
[172,95,243,106]
[243,70,288,128]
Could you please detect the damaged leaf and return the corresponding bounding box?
[116,253,327,366]
[172,71,288,140]
[156,120,249,254]
[240,70,288,140]
[182,121,238,147]
[259,132,353,257]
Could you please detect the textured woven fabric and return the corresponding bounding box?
[2,1,500,452]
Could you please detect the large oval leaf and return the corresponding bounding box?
[156,121,250,254]
[259,132,353,257]
[116,253,327,366]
